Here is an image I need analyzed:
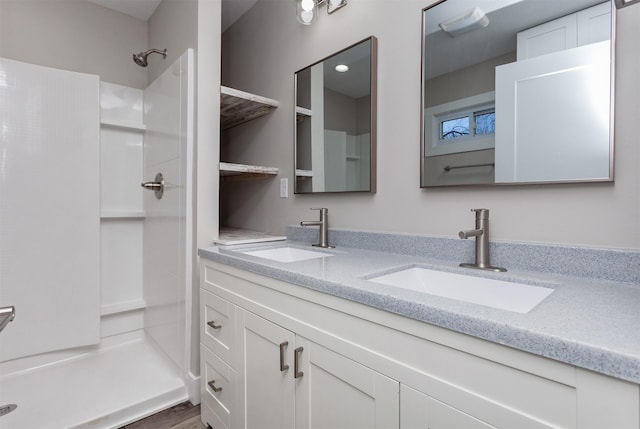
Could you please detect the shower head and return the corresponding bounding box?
[132,49,167,67]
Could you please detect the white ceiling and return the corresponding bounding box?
[87,0,258,30]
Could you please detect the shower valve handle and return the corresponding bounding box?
[141,172,164,200]
[141,182,162,189]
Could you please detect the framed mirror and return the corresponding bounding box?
[421,0,615,187]
[295,36,377,193]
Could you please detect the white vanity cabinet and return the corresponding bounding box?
[200,258,640,429]
[238,310,399,429]
[201,270,399,429]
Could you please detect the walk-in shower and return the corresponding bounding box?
[0,48,195,428]
[132,48,167,67]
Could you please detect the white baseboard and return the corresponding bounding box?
[186,371,201,405]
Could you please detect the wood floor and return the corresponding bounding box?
[120,401,207,429]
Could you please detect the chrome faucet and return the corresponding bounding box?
[300,208,334,248]
[458,208,506,272]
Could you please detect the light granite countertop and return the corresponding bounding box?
[198,238,640,384]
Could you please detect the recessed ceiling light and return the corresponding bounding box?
[335,64,349,73]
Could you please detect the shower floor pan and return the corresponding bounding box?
[0,332,187,429]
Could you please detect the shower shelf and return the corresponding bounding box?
[101,211,146,219]
[100,119,146,133]
[221,86,279,130]
[100,299,147,316]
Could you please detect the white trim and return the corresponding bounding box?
[185,371,201,405]
[424,91,495,156]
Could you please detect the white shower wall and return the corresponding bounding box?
[0,57,101,362]
[143,50,194,376]
[99,82,146,335]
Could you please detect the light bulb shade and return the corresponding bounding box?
[297,0,316,24]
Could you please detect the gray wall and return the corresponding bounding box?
[0,0,148,89]
[425,52,515,107]
[148,0,198,83]
[325,88,357,133]
[221,0,640,250]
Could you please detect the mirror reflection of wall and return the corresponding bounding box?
[295,36,377,194]
[421,0,614,187]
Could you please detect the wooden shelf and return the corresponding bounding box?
[295,169,313,178]
[221,86,279,130]
[215,227,286,246]
[295,106,312,116]
[295,106,312,124]
[220,162,279,181]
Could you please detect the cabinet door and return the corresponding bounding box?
[400,385,495,429]
[238,309,295,429]
[516,14,577,60]
[576,2,611,47]
[295,336,399,429]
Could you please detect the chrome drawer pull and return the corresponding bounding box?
[279,341,289,372]
[294,346,304,379]
[208,380,222,393]
[207,321,222,330]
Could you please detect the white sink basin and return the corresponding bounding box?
[239,247,333,263]
[368,267,553,313]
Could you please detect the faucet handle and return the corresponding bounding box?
[471,208,489,219]
[311,208,328,218]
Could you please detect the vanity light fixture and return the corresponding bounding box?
[335,64,349,72]
[615,0,640,7]
[439,7,489,37]
[296,0,347,25]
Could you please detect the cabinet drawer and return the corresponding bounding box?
[202,345,237,429]
[201,288,235,364]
